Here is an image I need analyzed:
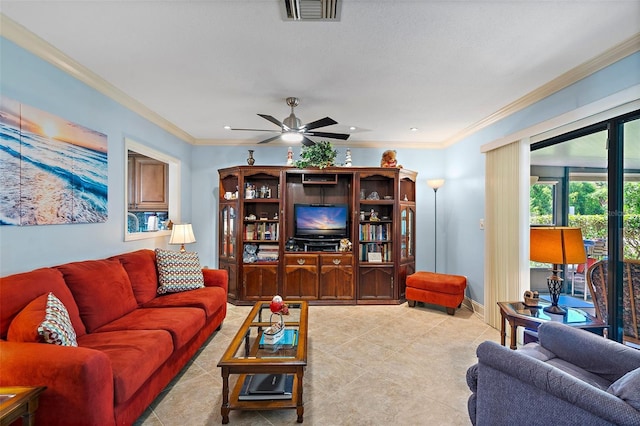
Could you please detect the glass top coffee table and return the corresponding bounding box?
[497,301,606,349]
[217,301,308,424]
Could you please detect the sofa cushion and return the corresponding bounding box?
[607,367,640,411]
[110,249,159,305]
[56,259,138,332]
[94,307,206,349]
[142,286,226,318]
[518,343,556,362]
[546,358,612,390]
[0,268,86,339]
[78,329,173,405]
[7,293,48,343]
[155,249,204,294]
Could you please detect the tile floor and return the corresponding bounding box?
[135,302,500,426]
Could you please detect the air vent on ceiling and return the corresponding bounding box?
[282,0,341,21]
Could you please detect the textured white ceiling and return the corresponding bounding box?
[2,0,639,147]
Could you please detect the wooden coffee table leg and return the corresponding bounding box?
[296,368,304,423]
[221,368,230,424]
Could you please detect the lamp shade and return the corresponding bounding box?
[427,179,445,190]
[169,224,196,245]
[530,226,586,265]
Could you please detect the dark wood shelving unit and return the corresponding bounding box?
[218,166,417,305]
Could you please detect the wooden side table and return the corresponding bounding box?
[0,387,46,426]
[497,301,606,350]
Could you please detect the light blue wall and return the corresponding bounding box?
[0,37,194,275]
[2,34,638,311]
[440,51,640,305]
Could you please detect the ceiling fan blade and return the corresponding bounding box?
[303,117,338,131]
[230,128,280,132]
[301,136,316,147]
[257,134,283,144]
[305,131,350,140]
[258,114,289,130]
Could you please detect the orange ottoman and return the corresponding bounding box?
[406,271,467,315]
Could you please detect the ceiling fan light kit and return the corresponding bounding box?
[282,131,303,143]
[231,97,350,146]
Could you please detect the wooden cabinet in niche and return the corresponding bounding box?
[128,153,168,211]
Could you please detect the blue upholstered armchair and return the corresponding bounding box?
[466,322,640,425]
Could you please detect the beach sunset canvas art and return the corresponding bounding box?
[0,96,108,225]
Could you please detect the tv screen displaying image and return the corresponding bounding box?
[294,204,348,238]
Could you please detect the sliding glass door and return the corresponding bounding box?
[531,109,639,343]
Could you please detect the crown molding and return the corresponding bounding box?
[443,32,640,149]
[2,13,636,150]
[0,14,195,144]
[480,84,640,153]
[192,137,443,149]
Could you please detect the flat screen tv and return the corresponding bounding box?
[294,204,348,239]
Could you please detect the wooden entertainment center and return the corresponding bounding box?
[218,165,417,305]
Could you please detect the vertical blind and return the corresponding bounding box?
[484,140,528,328]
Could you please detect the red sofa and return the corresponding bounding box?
[0,249,228,426]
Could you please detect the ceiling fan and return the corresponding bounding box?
[231,97,350,146]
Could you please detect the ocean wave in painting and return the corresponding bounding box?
[0,120,108,226]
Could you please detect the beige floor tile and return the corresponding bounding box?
[136,303,499,425]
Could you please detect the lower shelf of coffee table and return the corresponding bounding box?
[229,374,300,410]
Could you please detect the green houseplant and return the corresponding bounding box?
[293,141,337,169]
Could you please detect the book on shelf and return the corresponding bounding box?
[238,374,294,401]
[359,223,391,241]
[359,242,392,262]
[259,328,298,347]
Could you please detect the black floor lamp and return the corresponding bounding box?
[427,179,445,272]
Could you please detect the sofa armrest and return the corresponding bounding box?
[202,268,228,293]
[0,341,115,426]
[538,322,640,381]
[476,341,640,425]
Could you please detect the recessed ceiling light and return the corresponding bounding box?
[410,127,418,132]
[349,126,356,131]
[223,125,231,130]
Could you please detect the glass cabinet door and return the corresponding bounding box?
[220,204,237,259]
[228,206,236,259]
[400,205,415,261]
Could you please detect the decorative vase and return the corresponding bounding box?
[247,150,255,166]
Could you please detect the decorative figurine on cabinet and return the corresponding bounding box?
[380,150,402,168]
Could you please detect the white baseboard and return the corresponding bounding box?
[463,297,485,322]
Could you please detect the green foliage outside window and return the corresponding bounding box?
[568,182,606,215]
[530,182,640,259]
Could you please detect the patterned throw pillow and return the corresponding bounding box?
[155,249,205,294]
[38,292,78,347]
